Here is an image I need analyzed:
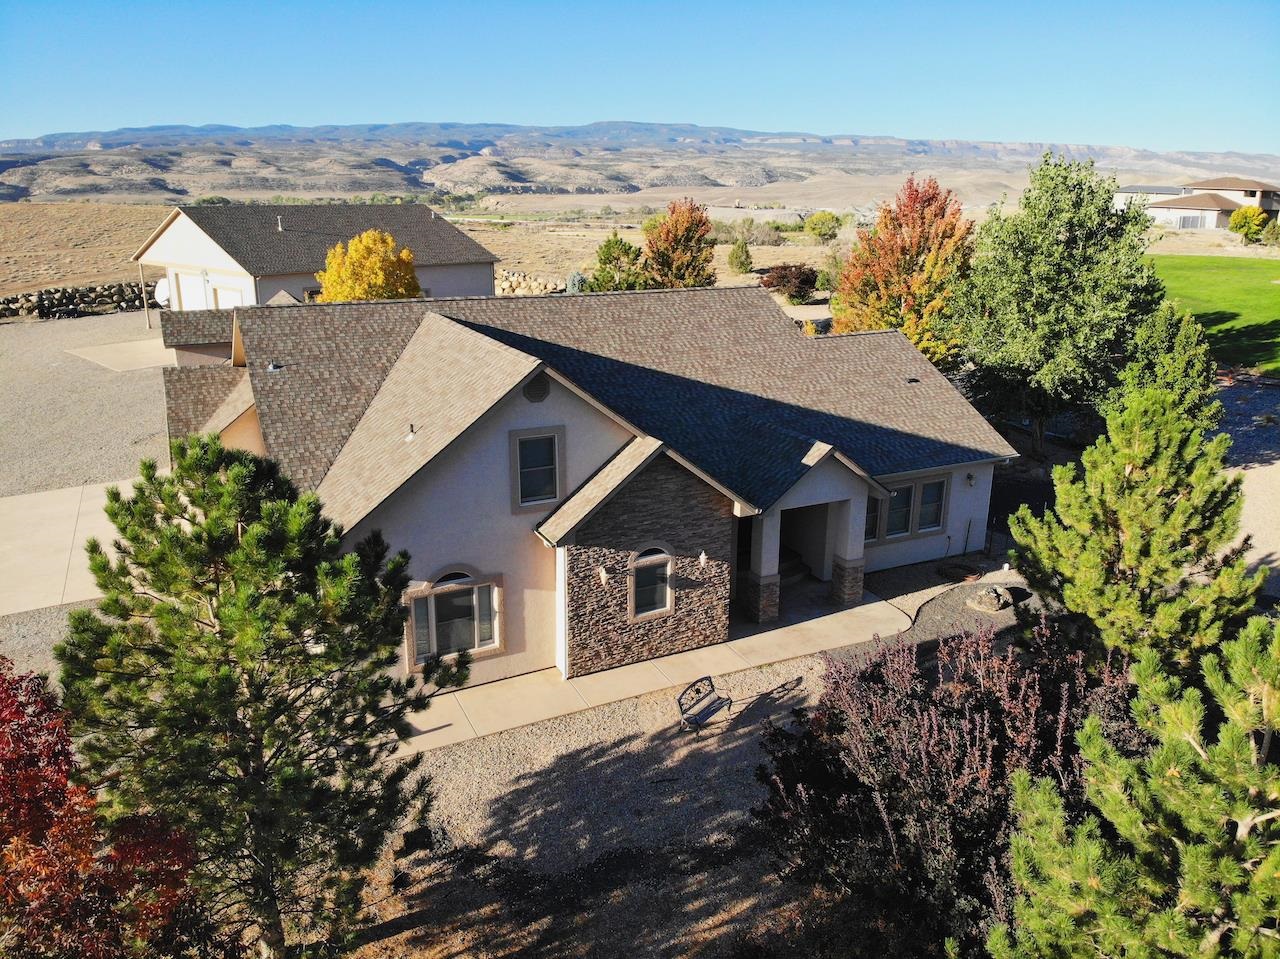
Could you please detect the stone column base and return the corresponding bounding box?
[742,571,780,622]
[830,554,865,605]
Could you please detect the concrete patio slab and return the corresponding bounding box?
[650,642,752,686]
[568,659,670,706]
[454,667,590,736]
[65,338,175,372]
[396,693,478,754]
[60,483,119,604]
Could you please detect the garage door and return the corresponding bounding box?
[176,273,208,311]
[213,287,243,308]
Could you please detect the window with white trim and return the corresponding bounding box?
[630,547,673,619]
[509,427,565,510]
[407,571,499,663]
[865,475,950,544]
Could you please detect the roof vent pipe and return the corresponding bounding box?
[276,215,283,232]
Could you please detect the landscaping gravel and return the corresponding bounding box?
[0,599,92,679]
[0,311,166,496]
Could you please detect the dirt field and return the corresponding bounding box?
[0,203,166,297]
[1,201,1273,300]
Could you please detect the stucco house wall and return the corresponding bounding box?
[345,376,631,687]
[564,455,734,677]
[863,462,994,572]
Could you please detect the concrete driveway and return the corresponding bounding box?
[0,479,122,616]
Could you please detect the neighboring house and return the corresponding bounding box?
[132,204,497,336]
[161,288,1016,688]
[1116,176,1279,230]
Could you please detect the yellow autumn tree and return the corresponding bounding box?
[315,229,421,302]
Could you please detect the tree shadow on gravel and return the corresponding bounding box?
[357,679,811,958]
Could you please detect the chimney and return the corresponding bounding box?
[276,215,283,232]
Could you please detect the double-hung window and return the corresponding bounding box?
[407,572,500,664]
[510,427,565,510]
[865,475,950,544]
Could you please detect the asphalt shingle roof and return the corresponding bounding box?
[1183,176,1279,192]
[171,287,1014,512]
[315,312,541,530]
[160,308,236,347]
[174,204,497,277]
[162,366,250,439]
[1148,192,1242,211]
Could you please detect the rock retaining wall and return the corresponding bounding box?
[495,269,566,297]
[1,281,159,320]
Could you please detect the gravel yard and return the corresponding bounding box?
[0,311,166,496]
[358,577,1027,957]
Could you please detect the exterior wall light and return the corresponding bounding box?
[966,472,976,487]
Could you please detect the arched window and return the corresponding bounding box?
[405,568,500,666]
[629,546,674,621]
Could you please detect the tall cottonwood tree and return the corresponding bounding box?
[315,228,421,302]
[954,155,1165,453]
[1010,388,1263,675]
[832,175,973,368]
[644,197,716,288]
[57,436,467,956]
[991,617,1280,959]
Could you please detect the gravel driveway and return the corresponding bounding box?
[1221,381,1280,599]
[0,311,166,496]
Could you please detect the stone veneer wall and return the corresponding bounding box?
[830,554,865,605]
[565,455,734,677]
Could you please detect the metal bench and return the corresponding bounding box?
[676,676,733,733]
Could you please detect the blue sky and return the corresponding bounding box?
[3,0,1277,153]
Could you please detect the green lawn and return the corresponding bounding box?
[1150,255,1280,375]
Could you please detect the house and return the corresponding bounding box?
[132,204,497,336]
[161,287,1016,688]
[1115,176,1279,230]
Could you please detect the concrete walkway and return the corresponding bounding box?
[0,480,122,616]
[397,591,910,754]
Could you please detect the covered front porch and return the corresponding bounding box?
[733,453,873,624]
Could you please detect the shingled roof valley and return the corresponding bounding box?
[164,288,1016,522]
[170,203,497,277]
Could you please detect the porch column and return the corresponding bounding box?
[743,510,780,622]
[829,495,866,606]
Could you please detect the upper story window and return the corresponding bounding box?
[865,475,950,544]
[630,546,674,621]
[406,570,500,665]
[509,426,566,511]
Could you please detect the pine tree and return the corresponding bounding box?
[1009,388,1264,675]
[315,228,422,302]
[584,230,649,291]
[953,155,1165,454]
[644,197,716,288]
[990,616,1280,959]
[56,436,467,956]
[1106,301,1222,431]
[728,237,753,274]
[832,175,973,369]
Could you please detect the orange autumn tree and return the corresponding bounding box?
[832,176,973,367]
[644,197,716,288]
[315,228,421,302]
